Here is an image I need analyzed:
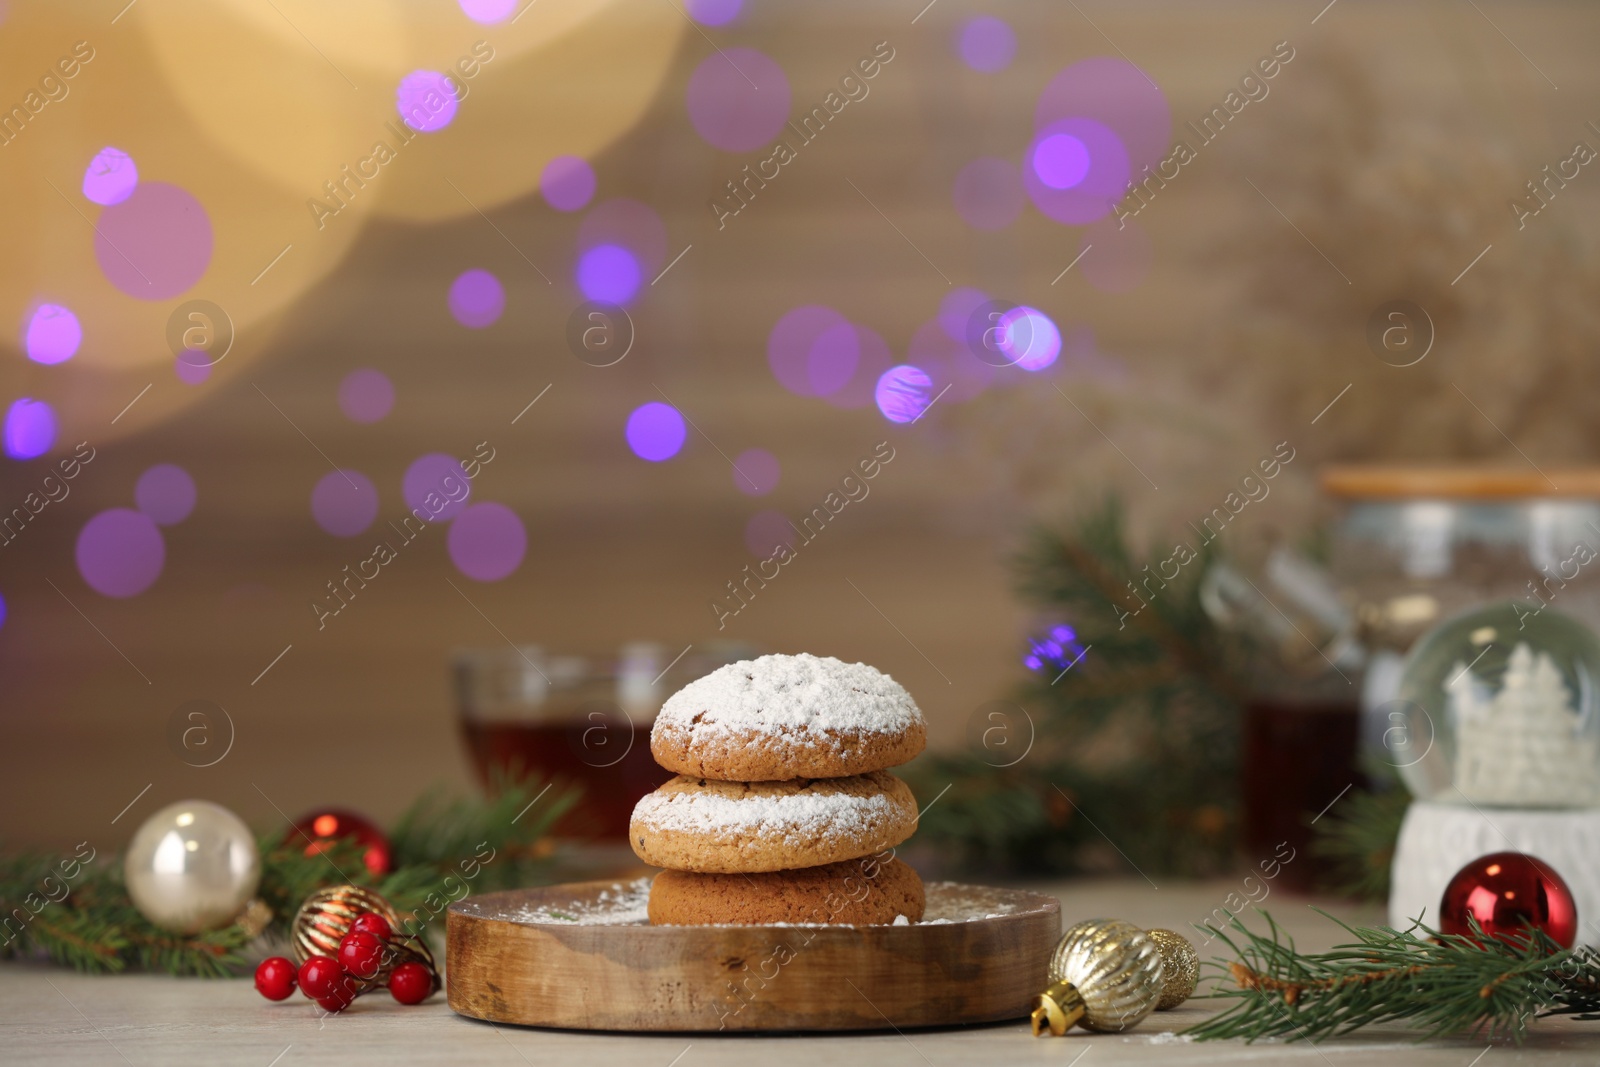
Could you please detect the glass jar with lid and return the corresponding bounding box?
[1321,466,1600,654]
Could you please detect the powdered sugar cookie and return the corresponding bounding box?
[629,771,919,874]
[647,855,925,926]
[651,653,926,781]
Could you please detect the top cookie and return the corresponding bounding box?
[651,653,926,780]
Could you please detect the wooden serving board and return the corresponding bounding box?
[446,877,1060,1032]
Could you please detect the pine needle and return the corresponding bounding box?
[1187,909,1600,1043]
[0,774,576,976]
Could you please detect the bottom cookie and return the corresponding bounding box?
[648,855,925,926]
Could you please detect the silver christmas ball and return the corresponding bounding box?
[123,800,261,933]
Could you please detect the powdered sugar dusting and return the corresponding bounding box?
[633,776,905,850]
[922,882,1021,923]
[496,878,1020,927]
[508,879,652,925]
[654,653,923,740]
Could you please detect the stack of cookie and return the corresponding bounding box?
[630,653,927,926]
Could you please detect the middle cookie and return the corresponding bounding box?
[629,770,919,874]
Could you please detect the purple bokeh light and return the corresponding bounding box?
[824,324,892,410]
[577,199,668,272]
[448,269,505,328]
[1035,57,1172,177]
[768,305,860,398]
[1032,134,1091,189]
[875,365,934,424]
[952,156,1023,230]
[458,0,515,23]
[686,47,791,152]
[625,402,686,462]
[175,351,211,385]
[806,319,860,398]
[82,146,138,206]
[938,287,989,342]
[4,398,55,459]
[135,464,196,525]
[23,304,81,365]
[997,307,1061,371]
[745,509,797,558]
[338,369,395,423]
[576,245,642,304]
[540,155,596,212]
[956,16,1016,73]
[95,182,213,300]
[0,591,7,630]
[76,508,165,598]
[397,70,460,132]
[1024,624,1087,673]
[687,0,742,26]
[1082,214,1153,293]
[403,454,473,522]
[447,502,526,581]
[311,470,379,537]
[1024,118,1129,225]
[732,448,780,496]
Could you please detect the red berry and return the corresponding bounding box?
[338,930,384,979]
[350,913,393,942]
[316,985,355,1013]
[254,957,297,1001]
[388,961,433,1005]
[298,956,343,1000]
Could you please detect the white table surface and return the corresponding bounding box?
[5,879,1597,1066]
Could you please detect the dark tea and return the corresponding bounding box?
[1239,696,1364,893]
[454,644,758,840]
[459,715,672,839]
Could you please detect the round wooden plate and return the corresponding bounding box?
[446,877,1061,1032]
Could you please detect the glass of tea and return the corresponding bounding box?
[453,642,754,839]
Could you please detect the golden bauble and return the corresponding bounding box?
[291,884,415,966]
[1146,928,1200,1009]
[1035,918,1165,1035]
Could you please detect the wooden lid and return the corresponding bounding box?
[1321,465,1600,500]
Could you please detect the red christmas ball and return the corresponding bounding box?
[297,956,345,1000]
[338,930,385,980]
[254,957,297,1001]
[285,809,391,876]
[1438,851,1578,949]
[388,961,434,1005]
[350,912,392,942]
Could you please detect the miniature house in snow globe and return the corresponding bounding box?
[1391,602,1600,807]
[1388,602,1600,944]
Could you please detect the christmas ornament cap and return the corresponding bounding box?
[1030,978,1086,1036]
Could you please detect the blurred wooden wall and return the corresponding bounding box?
[3,0,1599,848]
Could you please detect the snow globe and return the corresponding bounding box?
[1386,602,1600,943]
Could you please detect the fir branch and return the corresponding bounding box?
[1308,775,1409,901]
[0,774,575,976]
[1187,910,1600,1043]
[920,495,1245,878]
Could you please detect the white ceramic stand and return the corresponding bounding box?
[1390,799,1600,945]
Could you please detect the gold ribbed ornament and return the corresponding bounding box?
[1146,928,1199,1010]
[288,884,440,1000]
[1032,919,1165,1036]
[289,885,433,974]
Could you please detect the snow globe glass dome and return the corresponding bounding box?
[1392,602,1600,808]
